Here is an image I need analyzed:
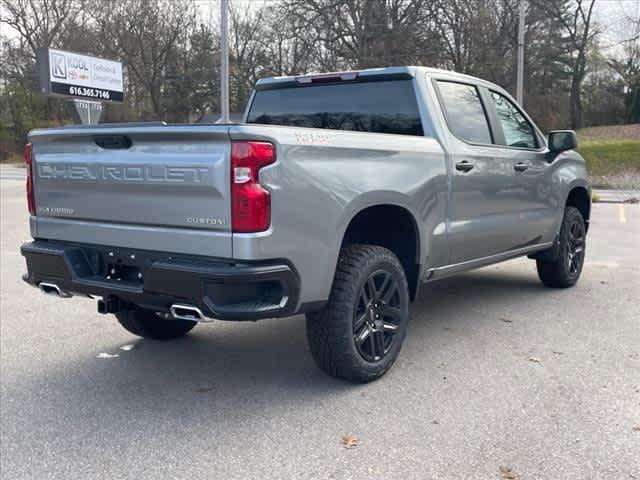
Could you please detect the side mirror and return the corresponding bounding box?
[548,130,577,153]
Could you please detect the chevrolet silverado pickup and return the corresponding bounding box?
[21,66,591,382]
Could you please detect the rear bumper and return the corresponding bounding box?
[21,240,300,321]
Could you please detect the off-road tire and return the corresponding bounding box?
[116,307,196,340]
[306,244,410,383]
[536,206,586,288]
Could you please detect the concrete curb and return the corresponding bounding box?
[593,189,640,204]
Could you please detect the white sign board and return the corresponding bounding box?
[37,48,124,102]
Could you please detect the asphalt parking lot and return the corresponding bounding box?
[1,172,639,480]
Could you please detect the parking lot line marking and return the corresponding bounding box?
[618,204,626,224]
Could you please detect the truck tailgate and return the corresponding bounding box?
[29,124,232,255]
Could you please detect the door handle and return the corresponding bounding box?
[455,160,474,172]
[514,162,530,172]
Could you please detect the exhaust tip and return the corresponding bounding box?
[39,282,72,298]
[170,304,205,322]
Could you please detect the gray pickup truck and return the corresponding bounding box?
[21,66,590,382]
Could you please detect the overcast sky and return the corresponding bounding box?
[2,0,639,47]
[595,0,640,42]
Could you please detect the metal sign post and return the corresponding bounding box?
[516,0,526,105]
[69,99,103,125]
[219,0,230,123]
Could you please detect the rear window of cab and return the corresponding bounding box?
[247,80,424,137]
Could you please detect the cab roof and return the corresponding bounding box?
[255,66,501,92]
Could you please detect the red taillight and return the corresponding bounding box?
[24,143,36,215]
[231,141,275,233]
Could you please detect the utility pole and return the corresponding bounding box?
[220,0,230,123]
[516,0,526,105]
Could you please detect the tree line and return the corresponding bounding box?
[1,0,639,160]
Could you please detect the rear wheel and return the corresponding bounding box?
[306,244,409,383]
[536,206,586,288]
[116,306,196,340]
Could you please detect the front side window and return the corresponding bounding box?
[490,91,538,149]
[436,81,492,144]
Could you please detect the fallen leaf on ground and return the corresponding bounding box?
[500,317,513,323]
[499,465,517,479]
[527,356,542,363]
[96,352,119,359]
[341,434,359,449]
[632,426,640,432]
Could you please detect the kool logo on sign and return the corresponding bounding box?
[67,55,90,81]
[68,55,89,72]
[51,53,66,79]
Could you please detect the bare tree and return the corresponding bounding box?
[228,1,270,112]
[1,0,636,156]
[0,0,85,58]
[282,0,439,70]
[0,0,92,152]
[606,2,640,122]
[259,4,318,76]
[533,0,598,128]
[426,0,517,85]
[91,0,196,119]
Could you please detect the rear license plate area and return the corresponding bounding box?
[105,261,142,283]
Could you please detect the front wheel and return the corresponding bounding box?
[306,244,410,383]
[536,206,586,288]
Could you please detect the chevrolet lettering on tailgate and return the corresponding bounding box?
[38,163,211,184]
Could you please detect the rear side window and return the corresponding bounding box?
[436,81,492,144]
[490,91,538,149]
[247,80,424,136]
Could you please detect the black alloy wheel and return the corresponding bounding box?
[536,206,587,288]
[353,270,403,362]
[306,244,410,383]
[565,218,585,276]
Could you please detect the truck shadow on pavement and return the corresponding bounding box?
[414,266,548,319]
[99,267,548,389]
[14,265,557,437]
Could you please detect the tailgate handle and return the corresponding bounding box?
[94,135,132,150]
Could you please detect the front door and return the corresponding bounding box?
[484,89,557,248]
